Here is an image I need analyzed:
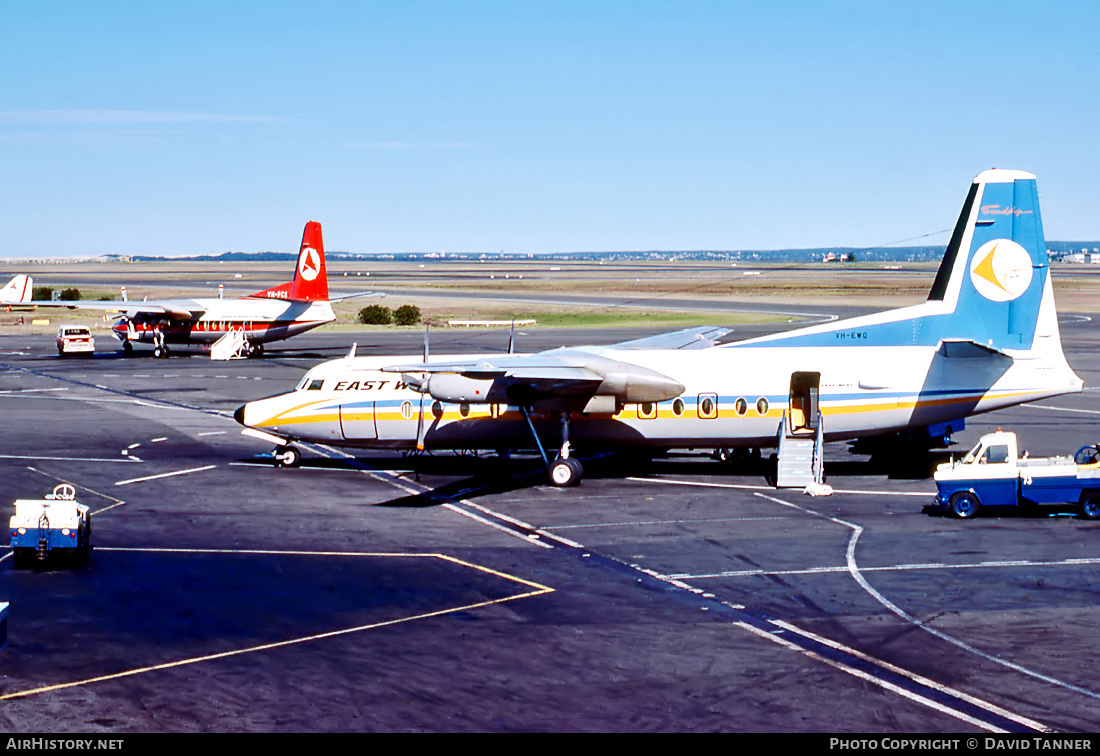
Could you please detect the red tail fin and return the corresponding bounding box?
[248,222,329,301]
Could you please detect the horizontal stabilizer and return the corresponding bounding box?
[936,339,1013,359]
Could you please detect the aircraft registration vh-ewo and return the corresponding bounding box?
[28,222,369,358]
[235,170,1083,488]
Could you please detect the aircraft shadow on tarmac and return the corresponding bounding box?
[238,445,955,508]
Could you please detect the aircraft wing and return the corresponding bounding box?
[26,300,202,319]
[383,348,684,405]
[611,325,730,350]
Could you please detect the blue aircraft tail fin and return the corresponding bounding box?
[730,169,1054,352]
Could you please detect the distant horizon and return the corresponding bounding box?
[6,240,1100,266]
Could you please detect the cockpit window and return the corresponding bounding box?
[296,377,325,391]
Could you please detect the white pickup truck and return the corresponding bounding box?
[933,430,1100,519]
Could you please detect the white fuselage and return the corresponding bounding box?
[236,340,1082,452]
[113,297,335,345]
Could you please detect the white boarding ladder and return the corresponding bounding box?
[211,328,248,360]
[775,410,824,488]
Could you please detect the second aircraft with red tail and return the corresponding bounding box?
[31,222,369,357]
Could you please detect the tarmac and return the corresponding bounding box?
[1,316,1099,733]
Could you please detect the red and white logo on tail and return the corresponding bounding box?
[1,274,32,304]
[248,221,329,302]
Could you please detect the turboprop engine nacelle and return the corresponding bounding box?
[424,374,511,404]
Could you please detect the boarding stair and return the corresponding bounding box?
[775,410,825,488]
[211,328,248,360]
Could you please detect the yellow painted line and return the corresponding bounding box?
[0,550,553,701]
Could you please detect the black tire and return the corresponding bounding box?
[949,491,981,519]
[1079,495,1100,520]
[275,445,302,468]
[122,341,133,356]
[548,457,582,487]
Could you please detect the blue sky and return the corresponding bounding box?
[2,1,1098,258]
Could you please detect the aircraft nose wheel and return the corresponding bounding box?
[549,457,583,487]
[274,445,302,468]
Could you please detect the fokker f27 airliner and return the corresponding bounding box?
[30,222,366,357]
[236,170,1083,487]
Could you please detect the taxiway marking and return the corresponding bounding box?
[752,489,1100,709]
[0,454,139,463]
[628,476,933,497]
[734,621,1015,733]
[671,555,1100,580]
[115,465,216,487]
[0,550,553,702]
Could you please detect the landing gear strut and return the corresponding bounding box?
[152,329,168,359]
[521,407,582,487]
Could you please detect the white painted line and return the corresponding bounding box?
[197,431,226,436]
[0,387,68,395]
[115,465,216,486]
[629,476,933,497]
[672,556,1100,581]
[441,503,555,549]
[752,490,1100,705]
[151,437,168,443]
[0,454,139,463]
[1023,404,1100,416]
[546,516,787,531]
[734,621,1011,733]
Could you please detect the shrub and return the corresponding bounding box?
[358,304,393,325]
[59,288,81,301]
[393,304,421,326]
[32,285,53,300]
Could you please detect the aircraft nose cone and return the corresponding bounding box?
[234,404,247,426]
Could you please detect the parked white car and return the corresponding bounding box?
[56,325,95,356]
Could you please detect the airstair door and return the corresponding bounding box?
[788,372,820,435]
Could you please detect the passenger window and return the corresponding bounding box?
[672,398,685,417]
[734,398,747,416]
[698,393,718,419]
[638,402,657,419]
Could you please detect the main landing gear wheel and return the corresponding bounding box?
[122,341,133,356]
[153,345,168,359]
[1079,495,1100,520]
[274,445,302,468]
[949,491,981,519]
[549,457,582,487]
